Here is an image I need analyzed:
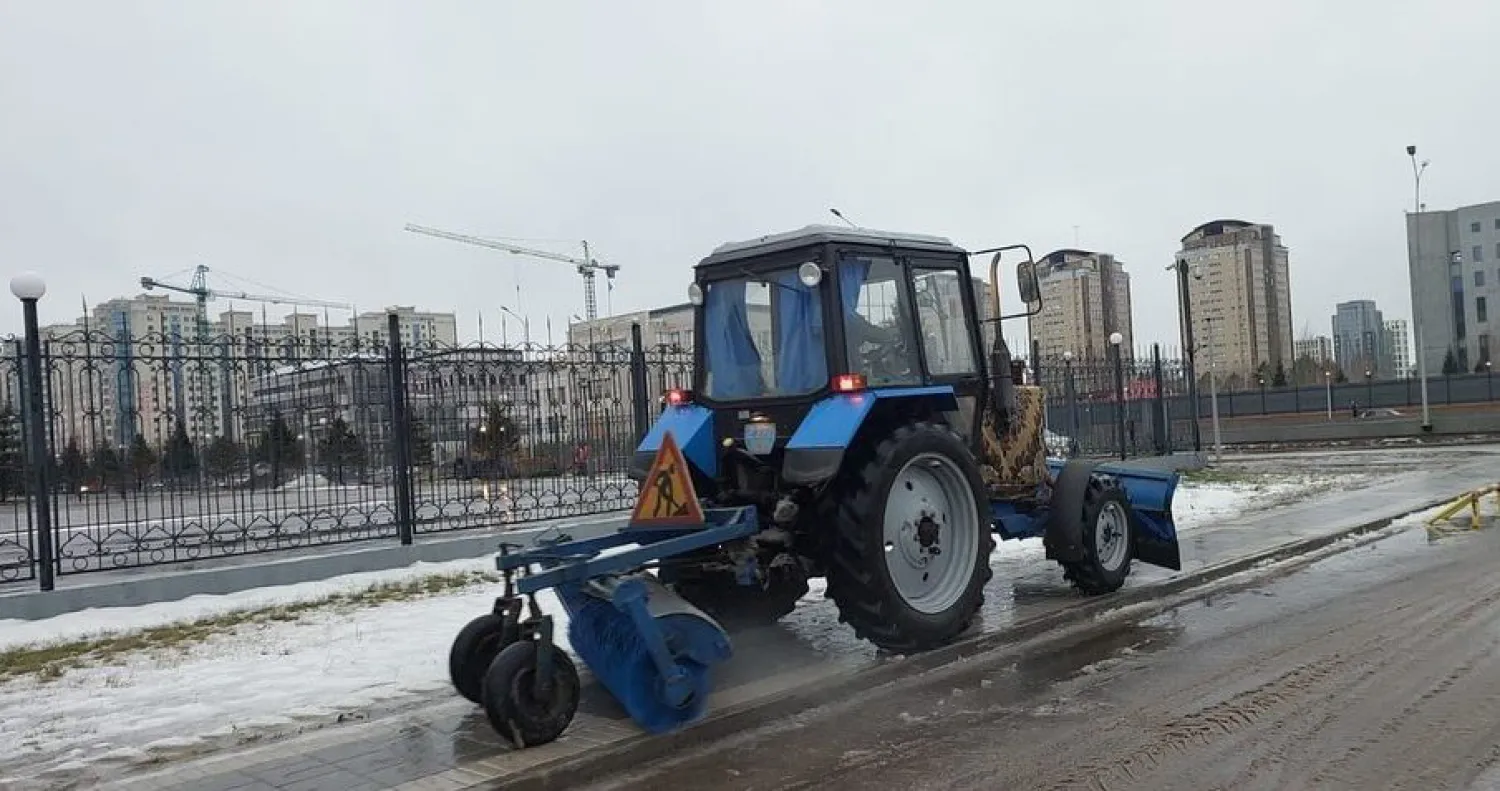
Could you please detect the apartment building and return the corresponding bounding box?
[1385,319,1411,378]
[1177,220,1295,383]
[1026,249,1134,361]
[1407,200,1500,372]
[1294,335,1334,365]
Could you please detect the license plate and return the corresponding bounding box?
[744,422,776,455]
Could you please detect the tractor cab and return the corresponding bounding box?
[636,225,1041,492]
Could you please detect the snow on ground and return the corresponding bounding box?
[0,470,1358,785]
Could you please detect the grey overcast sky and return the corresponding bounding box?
[2,1,1498,351]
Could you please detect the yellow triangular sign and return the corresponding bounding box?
[630,432,705,527]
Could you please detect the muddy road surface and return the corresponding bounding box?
[584,523,1500,791]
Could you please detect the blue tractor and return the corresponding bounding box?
[447,226,1182,748]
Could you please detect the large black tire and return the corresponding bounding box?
[673,572,810,631]
[480,640,581,748]
[1058,476,1134,595]
[826,421,994,653]
[448,613,517,704]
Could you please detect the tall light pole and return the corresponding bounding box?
[1324,369,1333,421]
[1167,258,1202,452]
[1205,316,1222,458]
[1408,144,1433,432]
[11,272,55,591]
[1109,332,1126,460]
[500,305,531,345]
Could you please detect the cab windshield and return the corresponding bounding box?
[701,262,827,400]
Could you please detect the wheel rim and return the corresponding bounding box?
[1095,500,1130,571]
[881,452,980,615]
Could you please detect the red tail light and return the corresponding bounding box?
[665,388,693,406]
[832,373,867,393]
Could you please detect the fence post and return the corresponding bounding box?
[629,322,650,441]
[1151,344,1167,454]
[12,273,55,591]
[386,312,415,546]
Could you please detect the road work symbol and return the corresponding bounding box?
[630,432,705,527]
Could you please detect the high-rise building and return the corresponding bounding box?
[1177,220,1295,383]
[1294,335,1334,364]
[1027,249,1134,361]
[1385,318,1412,378]
[1406,200,1500,373]
[1331,300,1392,378]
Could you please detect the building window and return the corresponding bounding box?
[1479,297,1489,324]
[1473,221,1483,233]
[1475,245,1485,263]
[1479,270,1488,288]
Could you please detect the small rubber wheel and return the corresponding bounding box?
[481,640,581,748]
[448,613,516,704]
[1059,477,1135,595]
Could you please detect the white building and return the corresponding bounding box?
[1294,335,1334,364]
[1407,201,1499,372]
[1385,318,1412,378]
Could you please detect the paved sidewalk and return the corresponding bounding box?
[90,447,1500,791]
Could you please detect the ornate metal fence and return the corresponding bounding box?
[3,316,1496,589]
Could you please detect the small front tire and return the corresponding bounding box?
[448,613,517,704]
[1059,477,1134,595]
[480,641,581,748]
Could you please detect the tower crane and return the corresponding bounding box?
[403,223,620,322]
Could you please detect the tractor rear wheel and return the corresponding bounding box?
[827,421,993,653]
[1058,476,1134,595]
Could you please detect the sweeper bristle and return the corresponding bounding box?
[557,582,728,733]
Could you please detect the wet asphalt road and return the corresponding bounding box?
[584,516,1500,791]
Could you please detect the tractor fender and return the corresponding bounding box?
[631,404,717,481]
[1042,459,1099,563]
[782,386,958,486]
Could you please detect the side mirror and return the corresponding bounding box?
[1015,260,1040,305]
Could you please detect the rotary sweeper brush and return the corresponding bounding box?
[447,226,1182,747]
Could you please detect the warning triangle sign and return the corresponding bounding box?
[629,432,705,527]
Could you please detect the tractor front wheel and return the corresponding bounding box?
[480,640,581,748]
[449,612,517,704]
[1058,477,1134,595]
[827,421,994,654]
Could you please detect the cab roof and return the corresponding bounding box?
[697,224,966,268]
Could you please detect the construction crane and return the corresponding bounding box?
[140,265,355,314]
[404,223,620,322]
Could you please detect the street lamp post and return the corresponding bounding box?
[1365,369,1373,409]
[1408,144,1433,432]
[500,305,531,346]
[1258,376,1267,414]
[1109,332,1126,461]
[1487,360,1493,401]
[1063,350,1080,456]
[12,272,55,591]
[1324,369,1333,421]
[1204,317,1222,458]
[1167,258,1203,452]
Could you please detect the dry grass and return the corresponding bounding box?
[0,569,499,684]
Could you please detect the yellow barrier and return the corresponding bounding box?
[1425,484,1500,531]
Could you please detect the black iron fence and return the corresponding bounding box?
[0,315,693,588]
[1,317,1495,590]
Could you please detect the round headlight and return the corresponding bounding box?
[687,283,704,305]
[798,262,823,288]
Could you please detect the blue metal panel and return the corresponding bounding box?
[635,404,717,477]
[787,385,959,450]
[1044,459,1179,544]
[500,506,760,594]
[989,500,1045,541]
